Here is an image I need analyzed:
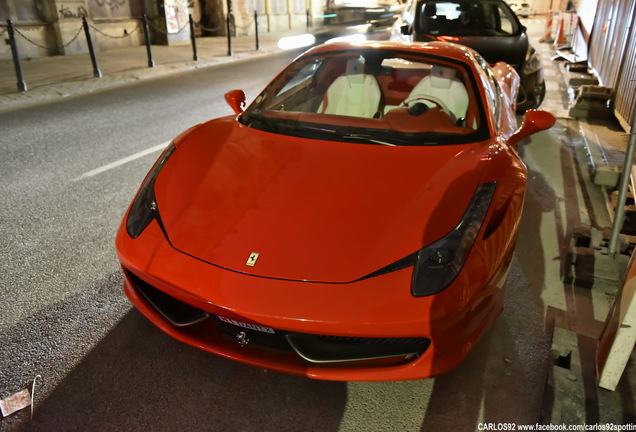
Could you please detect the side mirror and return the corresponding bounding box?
[225,89,246,114]
[508,109,556,149]
[400,24,411,35]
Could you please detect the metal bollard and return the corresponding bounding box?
[189,14,198,61]
[226,15,232,56]
[82,17,102,78]
[254,12,259,51]
[6,20,27,92]
[142,15,155,67]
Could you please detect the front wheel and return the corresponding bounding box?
[516,79,546,113]
[536,80,546,107]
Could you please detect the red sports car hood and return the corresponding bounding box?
[154,117,491,283]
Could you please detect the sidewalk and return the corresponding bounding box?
[0,31,294,112]
[527,18,635,425]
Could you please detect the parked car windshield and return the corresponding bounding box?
[241,48,489,146]
[416,0,520,37]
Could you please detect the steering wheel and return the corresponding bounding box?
[399,95,453,119]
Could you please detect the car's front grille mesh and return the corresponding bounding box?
[127,270,431,365]
[288,333,431,363]
[318,335,427,345]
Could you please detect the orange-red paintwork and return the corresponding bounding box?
[115,41,555,381]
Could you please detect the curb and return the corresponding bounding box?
[0,45,282,113]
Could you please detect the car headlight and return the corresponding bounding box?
[523,49,542,75]
[126,143,176,239]
[411,182,496,297]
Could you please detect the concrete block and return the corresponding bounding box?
[568,75,599,87]
[578,85,612,100]
[566,63,589,73]
[593,165,622,187]
[569,85,613,120]
[563,228,626,292]
[564,229,593,288]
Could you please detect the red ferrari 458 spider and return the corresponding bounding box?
[115,41,555,381]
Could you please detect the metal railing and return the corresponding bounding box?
[2,12,263,93]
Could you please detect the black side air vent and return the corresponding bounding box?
[286,333,430,363]
[128,272,210,326]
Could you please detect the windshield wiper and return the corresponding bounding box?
[244,111,289,133]
[340,133,432,147]
[253,121,399,146]
[284,125,401,146]
[243,115,435,146]
[294,126,424,146]
[340,133,397,146]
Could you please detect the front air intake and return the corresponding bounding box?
[128,271,210,327]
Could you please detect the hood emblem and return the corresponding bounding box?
[246,252,259,266]
[237,331,249,347]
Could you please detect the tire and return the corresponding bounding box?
[535,80,546,108]
[516,79,546,113]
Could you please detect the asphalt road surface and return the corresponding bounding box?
[0,38,609,431]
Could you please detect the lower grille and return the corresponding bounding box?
[287,334,430,363]
[127,270,431,364]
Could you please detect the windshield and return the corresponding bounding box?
[416,1,520,37]
[241,48,488,146]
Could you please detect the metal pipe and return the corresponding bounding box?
[609,105,636,254]
[142,15,155,67]
[82,17,102,78]
[6,20,27,92]
[189,14,198,61]
[226,15,232,56]
[254,12,259,51]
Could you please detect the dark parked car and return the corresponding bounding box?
[390,0,545,110]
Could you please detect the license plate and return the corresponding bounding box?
[216,316,275,334]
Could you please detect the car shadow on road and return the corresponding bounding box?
[17,308,347,432]
[413,143,552,429]
[419,256,551,430]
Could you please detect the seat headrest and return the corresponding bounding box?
[346,57,365,75]
[346,74,368,85]
[429,65,456,89]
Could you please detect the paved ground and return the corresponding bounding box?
[1,17,635,430]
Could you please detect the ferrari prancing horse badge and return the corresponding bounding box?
[246,252,259,266]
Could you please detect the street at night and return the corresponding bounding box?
[1,16,635,431]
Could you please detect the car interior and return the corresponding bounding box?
[417,1,518,37]
[249,53,483,138]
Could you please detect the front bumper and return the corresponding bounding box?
[116,219,509,381]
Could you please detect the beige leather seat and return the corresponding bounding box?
[320,73,382,118]
[404,66,469,121]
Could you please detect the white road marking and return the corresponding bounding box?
[73,141,170,181]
